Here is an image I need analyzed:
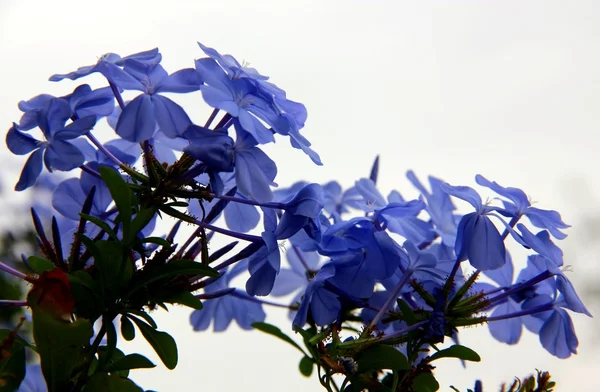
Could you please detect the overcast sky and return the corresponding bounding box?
[1,1,599,391]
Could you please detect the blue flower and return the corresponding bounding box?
[49,48,161,82]
[52,165,113,222]
[183,125,235,172]
[114,61,202,142]
[475,253,528,344]
[18,364,47,392]
[374,199,435,247]
[516,224,563,267]
[293,264,340,327]
[246,209,281,296]
[191,260,266,332]
[18,86,113,133]
[197,43,321,165]
[407,171,458,246]
[196,43,322,165]
[476,175,570,239]
[195,57,278,144]
[107,105,188,165]
[275,183,325,240]
[271,246,322,320]
[441,183,506,270]
[7,99,97,191]
[231,122,277,201]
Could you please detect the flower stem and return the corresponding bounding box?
[364,270,414,335]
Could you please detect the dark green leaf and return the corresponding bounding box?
[79,213,119,241]
[428,345,481,363]
[299,356,313,377]
[396,298,417,325]
[357,344,409,373]
[129,317,177,370]
[128,208,156,245]
[129,260,218,294]
[26,256,54,274]
[121,316,135,341]
[121,310,156,329]
[163,291,203,310]
[93,241,133,298]
[103,317,118,369]
[0,329,26,391]
[141,237,172,247]
[412,373,440,392]
[99,166,132,238]
[68,271,103,320]
[163,201,189,208]
[98,346,127,378]
[105,354,156,373]
[85,373,144,392]
[159,205,196,224]
[252,322,305,355]
[30,311,93,391]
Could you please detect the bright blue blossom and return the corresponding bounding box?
[49,48,161,82]
[18,364,47,392]
[113,60,202,142]
[246,209,281,296]
[441,183,506,270]
[293,264,340,327]
[191,260,266,331]
[476,174,570,239]
[197,42,321,165]
[7,99,97,191]
[275,183,324,240]
[407,170,458,246]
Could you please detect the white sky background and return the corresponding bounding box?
[1,0,599,391]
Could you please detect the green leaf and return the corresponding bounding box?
[98,346,127,378]
[85,373,144,392]
[298,356,313,377]
[141,237,172,247]
[158,205,197,224]
[396,298,417,325]
[163,291,203,310]
[26,256,54,274]
[105,354,156,373]
[79,213,119,241]
[357,344,409,373]
[92,241,133,299]
[99,166,132,238]
[30,311,93,391]
[129,260,218,294]
[102,317,119,370]
[68,271,103,320]
[129,317,178,370]
[412,373,440,392]
[121,310,157,329]
[163,201,189,208]
[252,322,305,355]
[121,316,136,341]
[0,329,26,391]
[128,208,156,245]
[428,345,481,363]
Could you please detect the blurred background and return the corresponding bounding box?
[0,1,598,390]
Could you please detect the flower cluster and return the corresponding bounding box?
[0,42,589,392]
